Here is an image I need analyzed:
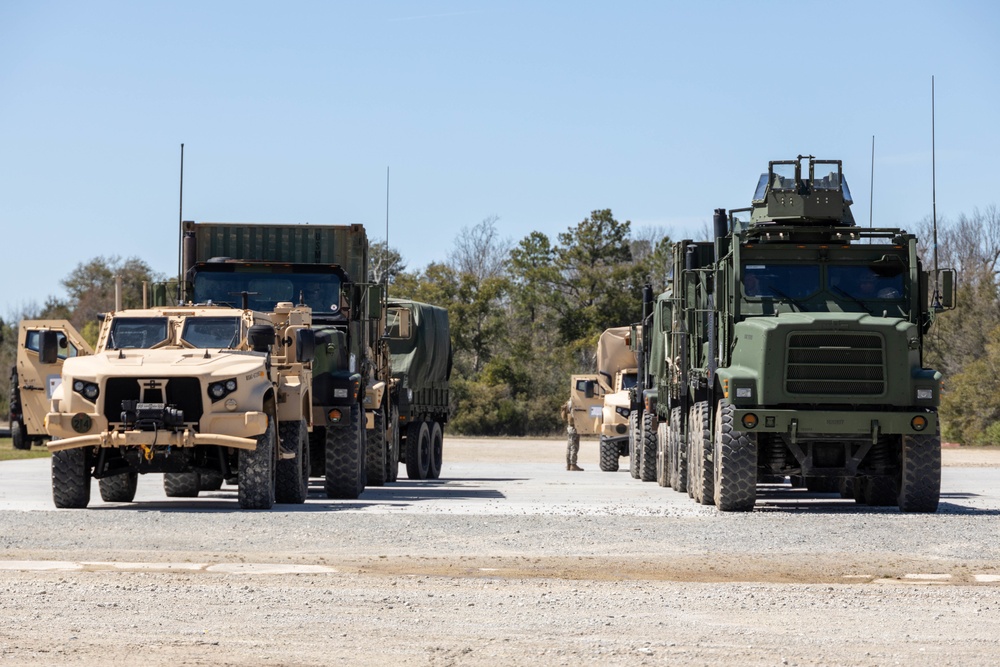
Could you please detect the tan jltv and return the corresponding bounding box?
[42,302,315,510]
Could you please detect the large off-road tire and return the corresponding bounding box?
[276,419,309,504]
[365,408,388,487]
[200,470,225,491]
[639,412,657,482]
[656,421,669,487]
[309,428,325,479]
[669,408,687,494]
[405,420,431,480]
[99,472,138,503]
[599,436,619,472]
[325,404,366,499]
[428,421,444,480]
[689,401,714,505]
[51,448,91,509]
[898,429,941,513]
[240,418,277,510]
[387,405,400,483]
[11,420,31,451]
[628,413,640,479]
[164,472,201,498]
[863,475,897,506]
[713,402,757,512]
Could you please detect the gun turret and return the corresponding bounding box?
[749,155,855,227]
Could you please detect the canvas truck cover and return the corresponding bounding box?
[186,221,370,283]
[596,326,637,388]
[388,299,451,390]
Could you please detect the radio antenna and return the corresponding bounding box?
[869,135,875,232]
[177,143,185,303]
[931,76,941,308]
[385,166,390,299]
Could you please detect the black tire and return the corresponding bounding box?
[599,436,619,472]
[428,421,443,480]
[276,419,308,504]
[365,408,388,487]
[240,418,277,509]
[309,427,325,479]
[639,412,657,482]
[200,470,224,491]
[713,402,757,512]
[628,413,640,479]
[387,405,400,483]
[863,475,897,506]
[99,472,138,503]
[669,407,687,494]
[689,401,714,505]
[11,420,30,451]
[164,472,201,498]
[405,420,431,480]
[325,404,366,499]
[656,421,669,487]
[51,448,91,509]
[898,429,941,513]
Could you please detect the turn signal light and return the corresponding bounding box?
[742,413,758,429]
[328,408,343,424]
[911,415,928,431]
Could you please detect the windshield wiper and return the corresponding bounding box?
[763,283,809,312]
[831,285,872,315]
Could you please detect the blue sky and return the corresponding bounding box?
[2,1,998,316]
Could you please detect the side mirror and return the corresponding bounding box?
[367,284,385,320]
[296,328,316,363]
[247,324,276,353]
[939,269,957,310]
[39,330,60,364]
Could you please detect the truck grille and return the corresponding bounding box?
[785,332,885,395]
[103,378,204,424]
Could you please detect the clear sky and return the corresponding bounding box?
[2,1,998,317]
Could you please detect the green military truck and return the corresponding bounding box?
[656,155,954,512]
[386,298,451,480]
[182,221,451,491]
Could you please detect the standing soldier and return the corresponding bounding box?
[561,399,583,471]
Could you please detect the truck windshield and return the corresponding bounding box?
[829,265,904,300]
[621,373,638,390]
[743,264,821,299]
[108,318,169,349]
[194,272,341,315]
[181,317,242,348]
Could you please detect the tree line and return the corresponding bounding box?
[3,206,998,444]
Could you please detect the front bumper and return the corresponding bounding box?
[45,411,268,451]
[731,408,937,440]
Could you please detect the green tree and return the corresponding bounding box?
[61,256,163,330]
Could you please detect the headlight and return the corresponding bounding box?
[916,388,934,400]
[72,380,100,402]
[208,378,237,403]
[615,406,630,418]
[334,388,349,398]
[736,387,752,399]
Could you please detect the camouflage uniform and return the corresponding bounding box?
[561,399,582,471]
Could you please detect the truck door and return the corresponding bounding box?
[14,320,93,441]
[569,374,605,436]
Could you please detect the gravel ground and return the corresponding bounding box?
[0,438,998,666]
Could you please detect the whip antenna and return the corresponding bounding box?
[177,143,185,303]
[931,76,941,307]
[869,135,875,231]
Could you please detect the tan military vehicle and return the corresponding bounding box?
[41,301,315,510]
[567,326,638,473]
[9,321,93,450]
